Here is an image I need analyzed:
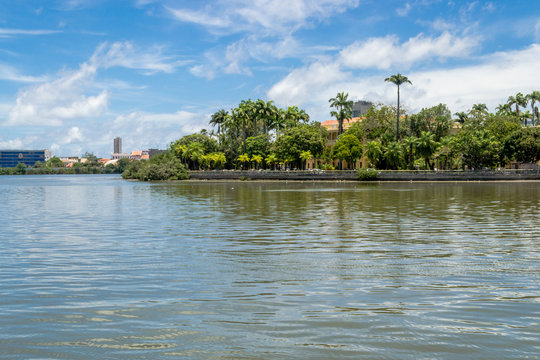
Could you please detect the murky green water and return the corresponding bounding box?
[0,175,539,359]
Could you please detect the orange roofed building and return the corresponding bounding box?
[321,117,364,147]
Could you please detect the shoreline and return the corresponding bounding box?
[188,169,540,182]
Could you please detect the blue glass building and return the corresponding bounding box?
[0,150,47,168]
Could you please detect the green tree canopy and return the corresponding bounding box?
[503,127,540,163]
[332,134,363,168]
[273,124,326,169]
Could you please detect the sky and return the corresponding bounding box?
[1,0,540,157]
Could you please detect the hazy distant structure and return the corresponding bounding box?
[351,100,373,117]
[114,137,122,154]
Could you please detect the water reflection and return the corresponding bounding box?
[0,176,539,359]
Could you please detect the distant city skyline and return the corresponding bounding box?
[1,1,540,157]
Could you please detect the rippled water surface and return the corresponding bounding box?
[0,175,539,359]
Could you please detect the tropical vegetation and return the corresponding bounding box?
[3,84,540,178]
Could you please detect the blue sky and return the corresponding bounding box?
[1,0,540,157]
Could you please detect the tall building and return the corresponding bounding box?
[114,137,122,154]
[352,100,373,117]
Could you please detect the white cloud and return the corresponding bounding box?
[0,28,61,37]
[4,41,184,127]
[396,3,411,16]
[0,135,38,149]
[167,0,359,36]
[169,0,359,76]
[167,6,231,28]
[5,62,108,127]
[268,43,540,122]
[0,138,25,148]
[339,32,480,70]
[63,127,84,144]
[0,64,48,83]
[108,110,209,152]
[268,60,349,105]
[90,41,188,75]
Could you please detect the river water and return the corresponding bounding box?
[0,175,538,359]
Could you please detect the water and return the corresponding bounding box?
[0,175,539,359]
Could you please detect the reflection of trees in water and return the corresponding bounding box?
[146,181,540,292]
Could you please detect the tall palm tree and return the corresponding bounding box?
[527,91,540,126]
[385,73,412,141]
[209,109,228,142]
[507,92,527,116]
[254,99,277,135]
[329,92,353,136]
[232,104,249,155]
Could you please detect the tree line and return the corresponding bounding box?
[166,81,540,172]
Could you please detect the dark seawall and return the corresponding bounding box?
[188,169,540,181]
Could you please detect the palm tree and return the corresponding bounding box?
[329,92,353,136]
[416,131,438,170]
[495,103,512,116]
[299,150,313,170]
[527,91,540,126]
[401,136,417,170]
[384,141,402,169]
[365,140,383,168]
[385,73,412,141]
[209,109,228,142]
[507,92,527,116]
[454,111,468,124]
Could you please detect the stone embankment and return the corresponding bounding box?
[188,169,540,181]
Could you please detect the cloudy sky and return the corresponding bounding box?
[1,0,539,157]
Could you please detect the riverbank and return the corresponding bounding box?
[188,169,540,181]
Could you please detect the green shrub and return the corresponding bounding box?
[356,168,379,181]
[122,152,189,181]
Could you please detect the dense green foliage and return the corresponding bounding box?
[332,134,363,166]
[122,152,189,181]
[503,127,540,163]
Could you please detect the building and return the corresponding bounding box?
[0,149,51,168]
[111,152,131,160]
[148,148,166,158]
[114,137,122,154]
[352,100,373,118]
[321,117,364,146]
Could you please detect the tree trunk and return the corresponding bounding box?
[242,119,246,154]
[531,101,536,127]
[396,85,400,141]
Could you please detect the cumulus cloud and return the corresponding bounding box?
[339,32,480,70]
[63,126,84,144]
[268,43,540,122]
[104,110,208,153]
[5,62,107,127]
[5,41,184,127]
[0,138,25,148]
